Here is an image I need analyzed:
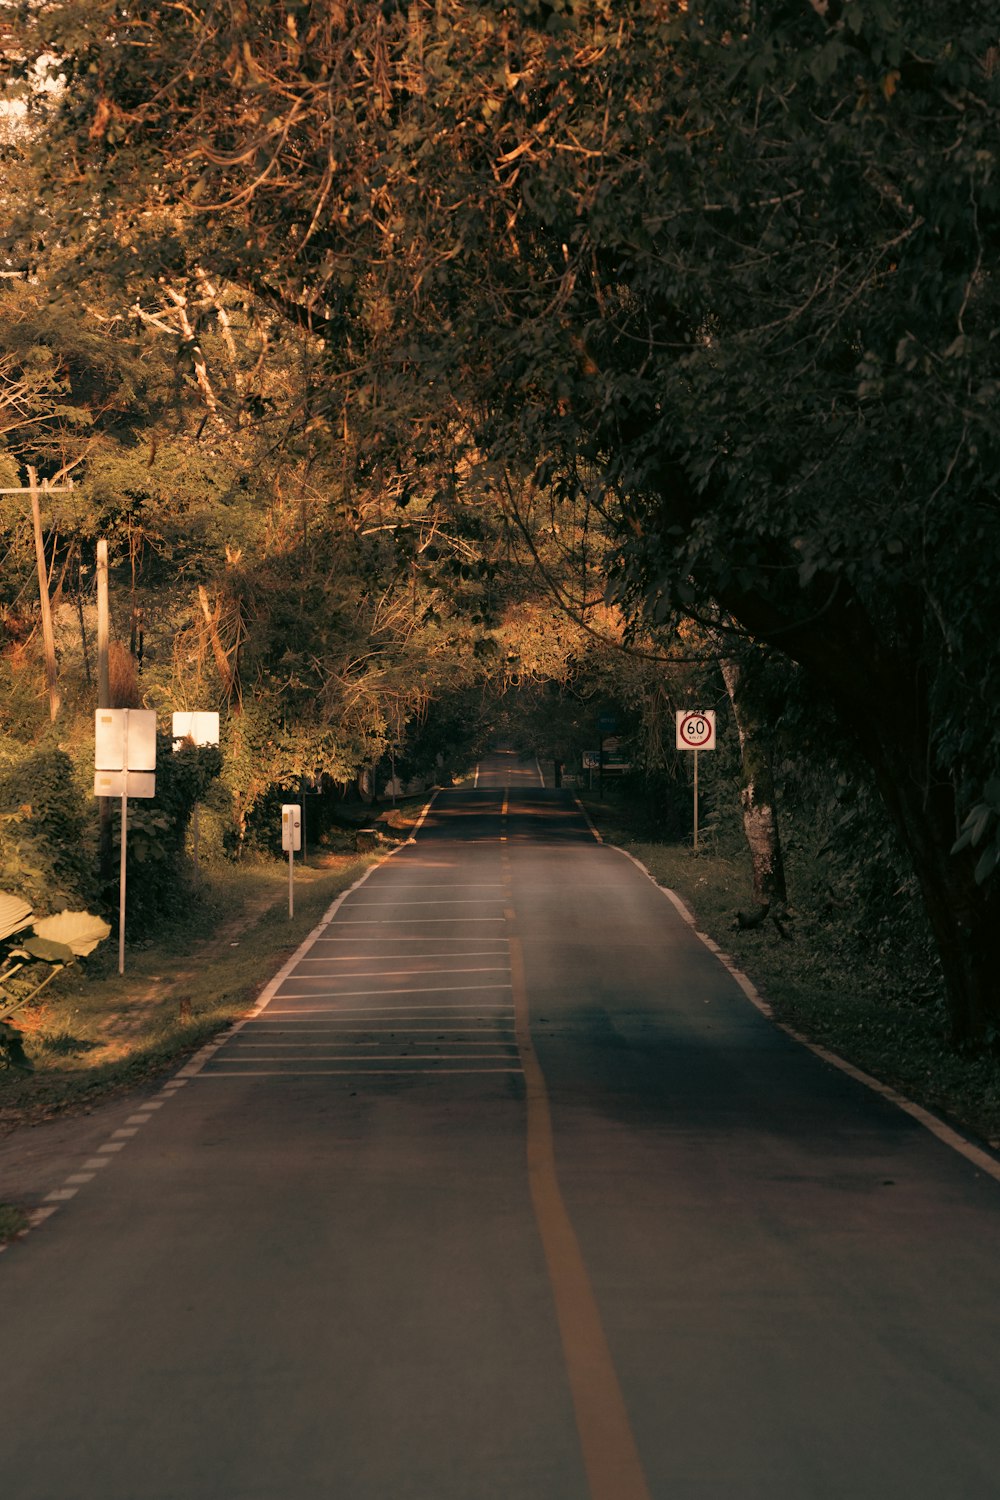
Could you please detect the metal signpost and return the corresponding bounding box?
[675,710,717,851]
[597,714,618,798]
[582,750,600,791]
[94,708,157,973]
[282,804,302,917]
[172,711,221,866]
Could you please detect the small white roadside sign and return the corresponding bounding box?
[282,804,302,916]
[93,708,158,974]
[171,711,220,749]
[675,710,717,852]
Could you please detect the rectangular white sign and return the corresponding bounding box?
[675,709,717,751]
[172,711,220,748]
[94,770,156,799]
[281,804,302,852]
[95,709,157,771]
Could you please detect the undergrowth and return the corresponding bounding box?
[0,849,376,1130]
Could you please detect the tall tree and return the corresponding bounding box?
[11,0,1000,1041]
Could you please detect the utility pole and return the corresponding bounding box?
[0,473,74,722]
[96,539,113,883]
[96,539,110,708]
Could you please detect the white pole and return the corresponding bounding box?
[119,710,130,974]
[288,846,294,918]
[693,747,699,852]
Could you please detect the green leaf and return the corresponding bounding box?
[31,910,112,957]
[0,892,34,944]
[19,936,74,963]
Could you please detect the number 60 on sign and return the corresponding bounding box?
[675,710,716,751]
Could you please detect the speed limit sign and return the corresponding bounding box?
[676,710,716,751]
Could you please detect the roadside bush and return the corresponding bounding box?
[0,748,96,913]
[105,736,222,934]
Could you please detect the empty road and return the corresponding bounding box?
[5,749,1000,1499]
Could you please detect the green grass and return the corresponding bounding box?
[0,1202,29,1245]
[581,792,1000,1150]
[0,849,378,1131]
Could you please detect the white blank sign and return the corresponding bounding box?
[172,711,220,748]
[94,771,156,799]
[282,805,302,852]
[95,709,157,771]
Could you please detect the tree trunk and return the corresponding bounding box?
[719,578,1000,1046]
[718,654,788,909]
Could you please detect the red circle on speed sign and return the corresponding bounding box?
[679,712,713,748]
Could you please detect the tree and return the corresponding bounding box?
[13,0,1000,1040]
[719,649,788,913]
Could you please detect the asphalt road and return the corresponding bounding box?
[5,749,1000,1498]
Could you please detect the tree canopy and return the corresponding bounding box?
[4,0,1000,1039]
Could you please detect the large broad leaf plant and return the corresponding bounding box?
[0,898,111,1072]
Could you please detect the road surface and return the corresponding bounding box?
[5,748,1000,1498]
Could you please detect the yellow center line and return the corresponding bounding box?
[501,790,509,843]
[509,932,653,1500]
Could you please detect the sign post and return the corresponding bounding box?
[172,712,221,867]
[94,708,157,972]
[282,804,302,917]
[675,710,717,851]
[597,714,618,798]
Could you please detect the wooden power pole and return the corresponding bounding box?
[96,538,114,883]
[28,466,60,722]
[0,472,76,723]
[96,539,110,709]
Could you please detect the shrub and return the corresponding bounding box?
[0,748,95,913]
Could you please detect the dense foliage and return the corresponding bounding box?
[2,0,998,1038]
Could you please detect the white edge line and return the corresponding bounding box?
[175,791,442,1081]
[604,842,1000,1188]
[573,795,603,843]
[194,1068,523,1078]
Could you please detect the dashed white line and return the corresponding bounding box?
[237,1027,517,1036]
[293,965,512,978]
[340,899,506,908]
[276,983,513,999]
[198,1068,523,1078]
[265,1001,515,1013]
[211,1053,518,1062]
[302,950,508,961]
[332,918,507,925]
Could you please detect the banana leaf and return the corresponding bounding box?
[31,910,112,958]
[15,936,75,964]
[0,892,34,944]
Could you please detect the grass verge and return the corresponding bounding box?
[581,792,1000,1151]
[0,846,382,1134]
[0,1202,29,1246]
